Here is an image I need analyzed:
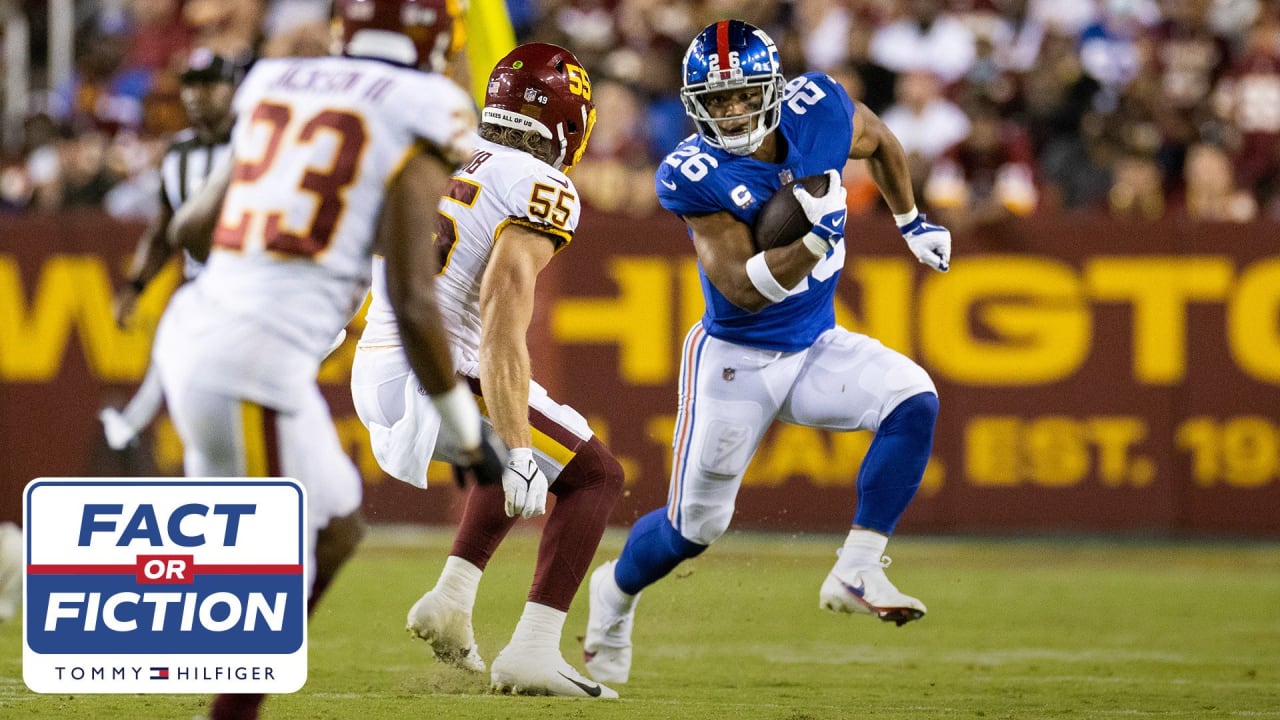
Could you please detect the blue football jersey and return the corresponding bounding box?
[655,72,856,352]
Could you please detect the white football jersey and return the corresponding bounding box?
[361,137,581,363]
[162,55,477,408]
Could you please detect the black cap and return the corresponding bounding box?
[180,48,240,84]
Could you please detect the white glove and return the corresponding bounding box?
[502,447,548,519]
[792,169,848,256]
[898,210,951,272]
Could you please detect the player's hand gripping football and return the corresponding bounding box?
[792,169,848,257]
[502,447,548,519]
[898,212,951,272]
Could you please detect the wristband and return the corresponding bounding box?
[429,381,482,451]
[800,232,830,258]
[893,206,920,228]
[745,252,789,304]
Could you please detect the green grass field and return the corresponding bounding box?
[2,527,1278,719]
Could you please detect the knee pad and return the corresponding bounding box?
[685,510,730,546]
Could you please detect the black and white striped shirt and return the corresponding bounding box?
[159,128,232,279]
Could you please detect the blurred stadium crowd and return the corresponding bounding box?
[2,0,1279,229]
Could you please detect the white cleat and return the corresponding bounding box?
[820,556,926,627]
[491,642,618,698]
[406,590,486,672]
[583,560,635,683]
[99,407,138,451]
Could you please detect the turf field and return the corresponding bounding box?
[1,527,1278,719]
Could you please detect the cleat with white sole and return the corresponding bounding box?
[582,560,635,683]
[406,590,486,672]
[491,642,618,698]
[819,556,926,627]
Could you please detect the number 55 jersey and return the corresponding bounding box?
[360,136,582,366]
[157,55,477,411]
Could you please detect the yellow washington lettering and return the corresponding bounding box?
[1229,257,1280,384]
[966,415,1153,488]
[840,258,915,355]
[0,255,174,382]
[552,257,672,384]
[919,256,1091,385]
[1086,256,1233,384]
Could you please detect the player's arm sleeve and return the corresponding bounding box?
[407,76,479,169]
[655,160,723,220]
[787,72,856,159]
[496,171,578,251]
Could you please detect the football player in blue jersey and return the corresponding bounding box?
[583,19,952,683]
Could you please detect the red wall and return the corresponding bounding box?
[2,210,1278,535]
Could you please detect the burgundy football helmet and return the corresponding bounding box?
[334,0,462,72]
[482,43,596,170]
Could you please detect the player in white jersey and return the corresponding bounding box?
[155,1,498,718]
[351,43,624,698]
[100,48,240,452]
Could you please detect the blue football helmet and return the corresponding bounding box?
[681,20,785,155]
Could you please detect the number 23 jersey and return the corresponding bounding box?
[655,72,855,352]
[166,56,476,408]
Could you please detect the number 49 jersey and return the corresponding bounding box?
[655,72,855,352]
[361,137,580,362]
[199,55,478,360]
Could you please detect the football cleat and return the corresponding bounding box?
[819,556,926,627]
[490,641,618,698]
[99,407,138,451]
[583,560,635,683]
[406,590,486,672]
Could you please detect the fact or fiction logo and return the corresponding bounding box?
[22,478,307,694]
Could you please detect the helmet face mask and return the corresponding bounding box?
[482,43,596,170]
[681,20,785,155]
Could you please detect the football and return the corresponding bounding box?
[752,174,831,251]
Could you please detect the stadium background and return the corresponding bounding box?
[1,0,1279,538]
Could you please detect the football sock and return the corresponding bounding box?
[529,437,624,611]
[450,483,517,571]
[852,391,938,534]
[209,693,265,720]
[613,508,707,596]
[308,512,365,615]
[120,366,165,432]
[508,601,566,648]
[836,528,890,570]
[432,555,482,609]
[597,562,638,613]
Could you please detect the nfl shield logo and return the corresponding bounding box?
[723,367,735,381]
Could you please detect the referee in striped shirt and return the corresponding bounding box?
[102,48,241,450]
